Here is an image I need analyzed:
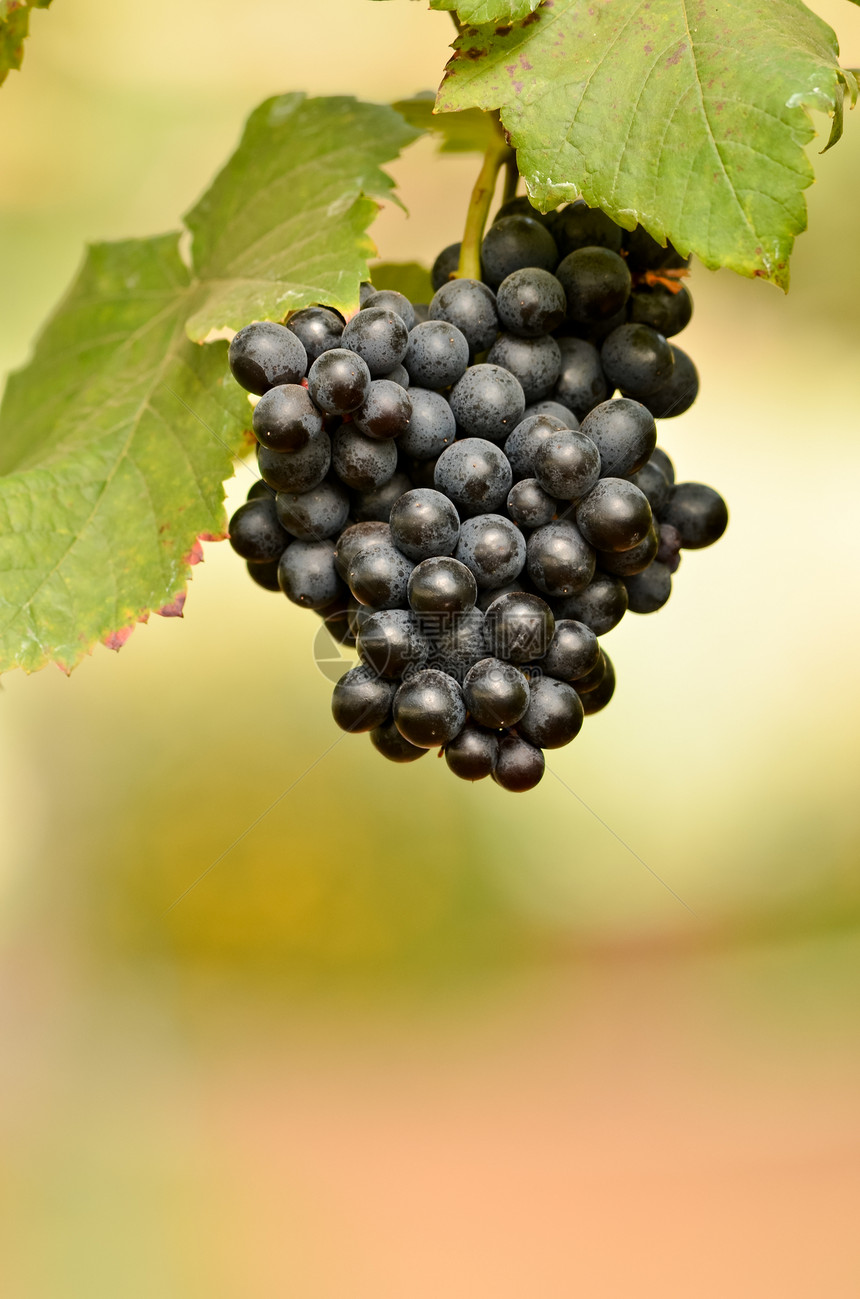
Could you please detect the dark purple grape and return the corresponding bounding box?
[524,399,580,427]
[429,279,498,354]
[629,284,693,337]
[516,674,584,749]
[552,200,623,257]
[506,478,559,530]
[660,482,728,548]
[552,572,628,636]
[630,460,672,513]
[601,323,674,397]
[492,735,545,791]
[334,521,391,580]
[408,556,477,614]
[331,665,395,732]
[398,388,456,460]
[363,289,416,330]
[393,669,466,748]
[455,514,527,590]
[556,248,631,326]
[624,226,689,273]
[579,650,616,714]
[228,497,291,563]
[598,523,659,576]
[624,561,673,613]
[434,438,512,518]
[487,333,562,402]
[252,383,323,451]
[405,321,470,389]
[639,345,699,419]
[341,307,409,377]
[307,348,371,414]
[484,591,554,663]
[526,520,595,598]
[353,380,412,440]
[448,364,525,441]
[274,477,350,541]
[351,471,412,523]
[256,431,331,494]
[228,321,308,394]
[555,337,609,420]
[496,268,566,337]
[533,430,601,501]
[331,425,397,491]
[575,477,653,552]
[463,657,530,728]
[541,619,600,682]
[389,488,460,560]
[480,216,558,289]
[580,398,657,478]
[246,558,282,592]
[347,543,414,609]
[357,609,428,678]
[504,413,569,482]
[431,242,461,291]
[370,720,428,763]
[287,307,344,363]
[445,725,499,781]
[277,539,342,610]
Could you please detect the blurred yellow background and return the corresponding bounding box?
[1,2,860,1295]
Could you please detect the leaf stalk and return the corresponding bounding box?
[456,123,513,279]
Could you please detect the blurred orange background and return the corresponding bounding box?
[1,2,859,1295]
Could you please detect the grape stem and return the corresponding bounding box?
[456,124,513,280]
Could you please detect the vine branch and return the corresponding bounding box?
[456,122,513,280]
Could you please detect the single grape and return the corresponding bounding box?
[434,438,512,518]
[625,561,673,613]
[318,603,355,648]
[492,735,545,792]
[398,387,456,460]
[287,306,344,363]
[629,284,693,338]
[639,345,699,419]
[431,242,461,291]
[463,657,530,729]
[541,619,600,681]
[552,200,624,257]
[228,321,308,394]
[393,669,467,748]
[307,348,371,414]
[347,543,414,609]
[554,337,609,420]
[598,523,659,576]
[390,488,460,560]
[524,399,580,427]
[580,398,657,478]
[363,289,416,330]
[496,268,566,337]
[359,282,375,306]
[277,539,342,610]
[353,380,412,440]
[475,580,529,613]
[575,477,653,552]
[506,478,559,530]
[429,279,499,355]
[579,651,616,714]
[370,720,428,763]
[351,471,413,523]
[484,591,554,662]
[660,482,728,548]
[449,364,525,441]
[331,425,397,491]
[516,675,584,749]
[408,556,478,614]
[246,558,281,592]
[331,665,395,732]
[556,248,632,326]
[455,514,527,590]
[252,383,323,451]
[257,431,331,494]
[504,413,570,482]
[552,572,628,636]
[533,429,601,500]
[404,321,470,389]
[493,196,549,224]
[274,477,350,541]
[334,521,391,579]
[630,460,672,513]
[480,215,558,289]
[601,323,674,397]
[526,520,595,597]
[357,609,428,678]
[342,307,409,377]
[445,725,499,782]
[650,447,676,484]
[487,333,562,402]
[347,596,374,640]
[228,496,291,562]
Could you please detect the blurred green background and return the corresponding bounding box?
[1,2,859,1295]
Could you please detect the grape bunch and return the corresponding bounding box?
[227,199,728,792]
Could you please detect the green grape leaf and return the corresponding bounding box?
[0,94,422,675]
[184,94,421,339]
[436,0,858,287]
[393,93,498,153]
[0,236,250,675]
[430,0,542,24]
[0,0,52,86]
[370,261,435,301]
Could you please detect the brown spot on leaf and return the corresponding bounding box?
[522,10,541,25]
[157,592,186,619]
[666,42,687,66]
[103,626,135,652]
[496,25,512,36]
